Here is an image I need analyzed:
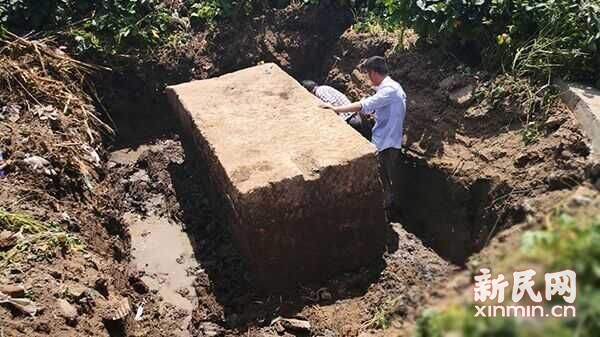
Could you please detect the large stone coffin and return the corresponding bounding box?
[166,63,386,288]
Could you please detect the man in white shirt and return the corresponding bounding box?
[302,80,369,138]
[319,56,407,212]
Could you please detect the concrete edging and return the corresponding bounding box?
[556,80,600,159]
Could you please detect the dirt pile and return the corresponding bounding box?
[0,34,133,337]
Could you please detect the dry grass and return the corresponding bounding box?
[0,31,113,139]
[0,31,115,196]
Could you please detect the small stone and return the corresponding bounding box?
[569,195,592,207]
[56,299,78,325]
[198,322,225,337]
[464,105,489,119]
[273,318,311,332]
[544,114,567,131]
[23,156,51,171]
[515,152,536,168]
[63,284,89,299]
[129,170,150,183]
[594,178,600,191]
[77,289,102,314]
[34,321,51,333]
[0,284,25,297]
[449,84,474,106]
[546,172,572,190]
[0,231,18,249]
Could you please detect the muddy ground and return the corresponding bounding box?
[1,3,598,337]
[103,138,452,337]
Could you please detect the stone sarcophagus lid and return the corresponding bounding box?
[167,63,385,288]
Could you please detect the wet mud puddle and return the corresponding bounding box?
[111,145,200,337]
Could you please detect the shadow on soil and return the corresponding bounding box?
[391,153,509,265]
[167,139,398,329]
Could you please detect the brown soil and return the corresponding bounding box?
[1,3,596,337]
[0,36,132,337]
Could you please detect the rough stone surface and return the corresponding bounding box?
[167,63,386,287]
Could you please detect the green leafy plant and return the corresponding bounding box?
[71,0,187,56]
[0,0,188,57]
[189,0,254,27]
[374,0,600,85]
[363,306,391,329]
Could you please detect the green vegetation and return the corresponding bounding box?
[415,209,600,337]
[0,0,187,56]
[0,209,82,268]
[0,0,286,57]
[363,306,392,329]
[2,1,597,85]
[375,0,600,85]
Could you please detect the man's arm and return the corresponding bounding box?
[320,87,395,114]
[319,101,362,113]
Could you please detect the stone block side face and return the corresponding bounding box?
[167,88,241,226]
[235,154,386,287]
[557,80,600,159]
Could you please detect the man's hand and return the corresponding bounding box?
[319,102,335,110]
[319,102,362,114]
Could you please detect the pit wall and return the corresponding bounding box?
[394,154,505,264]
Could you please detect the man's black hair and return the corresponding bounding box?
[364,56,388,75]
[301,80,318,92]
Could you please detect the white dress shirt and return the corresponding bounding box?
[360,76,406,151]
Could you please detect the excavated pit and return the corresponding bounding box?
[104,93,504,336]
[98,24,510,333]
[395,154,500,265]
[105,67,502,281]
